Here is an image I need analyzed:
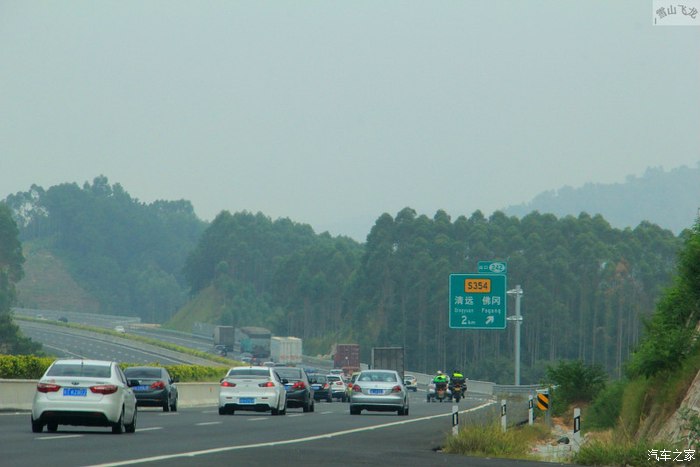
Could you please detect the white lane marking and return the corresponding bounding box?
[87,401,496,467]
[319,411,333,414]
[287,414,304,418]
[37,435,83,440]
[247,418,268,422]
[201,410,218,414]
[195,422,222,426]
[136,427,163,432]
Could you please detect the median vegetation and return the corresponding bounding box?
[0,354,228,382]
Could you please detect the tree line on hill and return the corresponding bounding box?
[4,176,206,322]
[182,207,685,382]
[1,177,692,383]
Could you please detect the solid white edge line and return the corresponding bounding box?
[37,434,83,440]
[87,401,496,467]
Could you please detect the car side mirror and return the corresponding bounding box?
[281,378,289,385]
[171,377,179,383]
[128,379,140,387]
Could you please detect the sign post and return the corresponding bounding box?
[449,274,507,329]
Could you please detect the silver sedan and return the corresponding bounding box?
[349,370,409,416]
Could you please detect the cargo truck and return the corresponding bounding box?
[370,346,405,380]
[270,336,303,365]
[235,326,272,359]
[213,326,235,351]
[333,344,360,376]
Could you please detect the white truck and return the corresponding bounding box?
[270,336,303,366]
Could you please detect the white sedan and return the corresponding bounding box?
[31,359,137,434]
[218,366,287,415]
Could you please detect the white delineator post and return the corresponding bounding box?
[452,405,459,436]
[501,399,507,432]
[573,408,581,449]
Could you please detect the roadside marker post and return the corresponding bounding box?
[452,405,459,436]
[528,394,534,426]
[573,408,581,449]
[501,399,507,432]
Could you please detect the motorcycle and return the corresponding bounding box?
[450,380,465,402]
[434,381,448,402]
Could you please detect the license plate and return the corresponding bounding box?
[239,397,255,404]
[133,385,149,391]
[63,388,87,397]
[369,389,384,395]
[312,385,321,390]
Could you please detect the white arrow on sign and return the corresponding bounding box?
[485,316,495,325]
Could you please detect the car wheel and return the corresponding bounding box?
[170,396,178,412]
[327,395,332,403]
[280,404,286,415]
[303,399,311,413]
[31,418,43,433]
[125,407,137,433]
[112,408,126,434]
[47,422,58,432]
[271,406,280,415]
[350,406,361,415]
[162,397,170,412]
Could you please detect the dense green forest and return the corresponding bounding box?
[2,178,691,383]
[0,203,42,354]
[183,207,684,382]
[505,164,700,234]
[4,176,206,322]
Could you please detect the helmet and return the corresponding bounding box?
[437,370,443,375]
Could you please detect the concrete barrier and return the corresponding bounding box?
[0,379,220,411]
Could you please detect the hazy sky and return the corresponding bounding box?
[2,1,699,240]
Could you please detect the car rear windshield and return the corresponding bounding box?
[227,368,270,378]
[47,363,112,378]
[309,375,327,383]
[275,368,302,380]
[327,375,342,382]
[358,372,397,382]
[124,368,162,378]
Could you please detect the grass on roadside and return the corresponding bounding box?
[443,422,550,459]
[573,438,689,466]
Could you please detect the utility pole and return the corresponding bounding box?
[507,285,523,385]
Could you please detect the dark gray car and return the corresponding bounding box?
[123,366,178,412]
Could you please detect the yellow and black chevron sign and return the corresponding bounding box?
[536,392,549,411]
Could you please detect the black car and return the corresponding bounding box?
[275,367,315,412]
[308,374,333,402]
[123,366,179,412]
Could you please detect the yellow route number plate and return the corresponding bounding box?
[464,278,491,293]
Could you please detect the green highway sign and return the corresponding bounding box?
[449,273,507,329]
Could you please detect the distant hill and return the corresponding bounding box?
[504,164,700,234]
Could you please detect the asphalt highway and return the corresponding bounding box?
[0,392,570,467]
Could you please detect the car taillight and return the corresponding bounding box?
[90,384,118,395]
[323,383,329,389]
[37,382,61,393]
[352,384,361,392]
[221,381,236,387]
[292,381,305,390]
[335,381,344,386]
[150,381,166,390]
[258,381,275,388]
[391,385,402,393]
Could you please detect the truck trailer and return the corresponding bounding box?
[270,336,303,365]
[370,346,405,380]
